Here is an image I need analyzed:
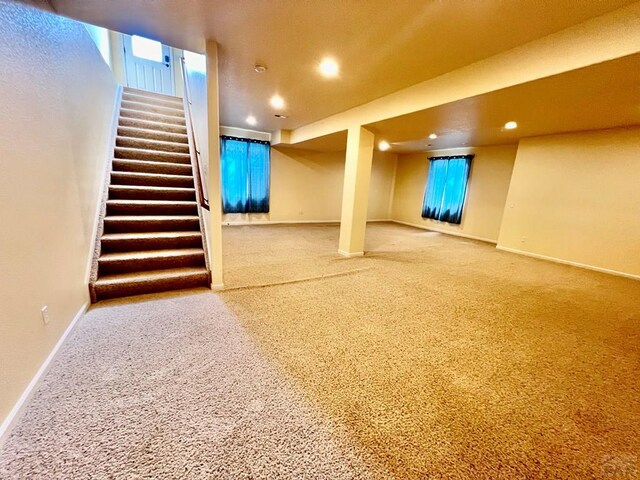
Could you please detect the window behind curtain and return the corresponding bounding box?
[220,136,270,214]
[422,155,473,225]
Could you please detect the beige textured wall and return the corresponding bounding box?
[0,3,117,424]
[498,127,640,277]
[391,146,517,242]
[223,149,397,224]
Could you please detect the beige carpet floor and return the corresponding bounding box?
[0,291,381,479]
[220,222,640,479]
[2,222,639,478]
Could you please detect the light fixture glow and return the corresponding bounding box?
[246,115,257,126]
[504,121,518,130]
[378,140,390,151]
[429,133,438,139]
[319,57,339,78]
[270,94,285,109]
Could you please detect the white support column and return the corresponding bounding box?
[206,40,224,288]
[338,126,375,257]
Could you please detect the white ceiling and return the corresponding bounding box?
[366,53,640,152]
[48,0,637,133]
[280,53,640,153]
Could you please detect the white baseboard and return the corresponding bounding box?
[390,220,497,244]
[338,250,364,258]
[0,302,89,445]
[223,219,338,226]
[496,246,640,281]
[210,283,225,291]
[222,219,392,227]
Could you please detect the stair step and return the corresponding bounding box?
[106,199,198,216]
[101,231,203,253]
[123,87,183,104]
[121,100,185,118]
[104,215,201,233]
[117,126,188,144]
[109,185,196,201]
[93,267,209,301]
[120,108,186,126]
[98,248,205,275]
[118,117,187,135]
[122,92,184,110]
[111,171,195,188]
[116,136,189,153]
[113,158,193,176]
[114,146,191,164]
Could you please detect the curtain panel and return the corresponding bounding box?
[220,136,270,214]
[422,155,473,225]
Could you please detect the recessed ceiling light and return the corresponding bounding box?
[378,140,390,151]
[429,133,438,139]
[319,57,339,78]
[246,115,257,126]
[254,64,267,73]
[274,114,288,119]
[504,121,518,130]
[270,94,285,109]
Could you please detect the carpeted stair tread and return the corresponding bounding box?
[117,125,188,143]
[110,171,195,188]
[93,267,209,300]
[109,185,196,201]
[100,248,204,262]
[116,136,189,154]
[121,100,185,118]
[106,199,198,216]
[100,231,203,253]
[98,248,205,275]
[120,108,186,126]
[115,146,191,164]
[103,215,201,233]
[122,92,184,109]
[123,86,183,103]
[102,231,203,241]
[96,266,207,283]
[119,117,187,135]
[112,158,193,176]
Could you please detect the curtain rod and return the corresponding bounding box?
[428,154,474,160]
[221,135,270,145]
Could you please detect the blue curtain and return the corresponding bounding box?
[422,155,472,225]
[221,137,270,213]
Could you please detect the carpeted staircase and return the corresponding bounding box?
[89,87,210,302]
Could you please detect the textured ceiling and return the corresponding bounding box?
[49,0,637,133]
[367,53,640,152]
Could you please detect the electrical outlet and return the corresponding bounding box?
[521,236,527,244]
[41,306,50,324]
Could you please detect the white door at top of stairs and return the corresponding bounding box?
[123,34,175,96]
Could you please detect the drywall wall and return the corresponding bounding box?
[498,127,640,277]
[0,2,117,425]
[391,145,517,242]
[184,53,209,179]
[222,149,397,224]
[83,23,111,67]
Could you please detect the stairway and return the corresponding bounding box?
[89,87,210,302]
